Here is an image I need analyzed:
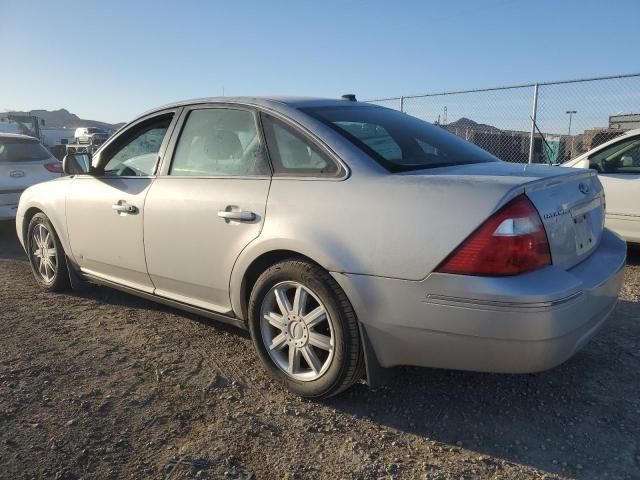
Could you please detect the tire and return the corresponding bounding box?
[26,213,71,292]
[248,259,364,398]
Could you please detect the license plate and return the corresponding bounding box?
[572,210,595,255]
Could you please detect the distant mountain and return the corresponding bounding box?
[2,109,124,130]
[447,117,501,132]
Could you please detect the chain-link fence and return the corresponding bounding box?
[368,73,640,164]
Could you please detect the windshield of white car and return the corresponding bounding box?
[301,105,499,172]
[0,139,50,162]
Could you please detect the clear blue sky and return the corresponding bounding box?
[1,0,638,124]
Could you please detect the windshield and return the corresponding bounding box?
[301,105,498,172]
[0,139,50,162]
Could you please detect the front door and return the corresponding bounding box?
[66,111,178,292]
[588,134,640,241]
[144,106,271,312]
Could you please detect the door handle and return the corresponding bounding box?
[217,210,256,221]
[112,202,138,214]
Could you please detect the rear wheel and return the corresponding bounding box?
[26,213,70,292]
[248,259,364,398]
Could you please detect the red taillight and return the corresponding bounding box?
[44,162,63,173]
[435,195,551,276]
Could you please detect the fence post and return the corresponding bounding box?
[528,83,539,164]
[400,96,404,112]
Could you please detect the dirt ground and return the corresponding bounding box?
[1,221,639,480]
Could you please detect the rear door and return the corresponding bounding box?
[143,105,271,312]
[66,110,180,292]
[0,136,59,219]
[587,134,640,242]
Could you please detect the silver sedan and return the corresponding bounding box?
[15,97,626,398]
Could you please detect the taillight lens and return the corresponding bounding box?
[44,162,63,173]
[435,194,551,276]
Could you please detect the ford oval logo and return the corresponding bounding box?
[578,182,590,195]
[9,170,25,178]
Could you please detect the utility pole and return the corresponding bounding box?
[566,110,577,158]
[528,84,539,164]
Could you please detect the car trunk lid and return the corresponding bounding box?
[524,169,604,270]
[400,161,605,271]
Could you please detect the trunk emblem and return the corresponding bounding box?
[9,170,25,178]
[578,182,590,194]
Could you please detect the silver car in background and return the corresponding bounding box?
[15,97,626,398]
[1,133,62,221]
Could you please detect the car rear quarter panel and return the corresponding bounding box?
[229,173,524,318]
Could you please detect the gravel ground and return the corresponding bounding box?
[0,221,639,480]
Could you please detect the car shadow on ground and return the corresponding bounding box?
[70,283,251,339]
[626,244,640,265]
[0,221,27,261]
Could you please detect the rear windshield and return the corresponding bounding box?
[301,105,498,172]
[0,139,50,162]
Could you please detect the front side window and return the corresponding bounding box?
[261,114,339,176]
[302,105,498,173]
[589,135,640,174]
[102,115,173,176]
[170,108,269,177]
[0,139,50,162]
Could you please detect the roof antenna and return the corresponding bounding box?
[341,94,357,102]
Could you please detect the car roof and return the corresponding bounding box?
[134,96,375,122]
[0,132,39,141]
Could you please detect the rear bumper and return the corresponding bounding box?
[333,228,626,374]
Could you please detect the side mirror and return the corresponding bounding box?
[62,153,92,175]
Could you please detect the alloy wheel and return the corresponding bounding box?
[260,281,335,381]
[31,223,57,283]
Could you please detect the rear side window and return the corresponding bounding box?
[170,108,269,177]
[0,139,50,162]
[302,105,498,173]
[261,114,340,177]
[333,121,402,161]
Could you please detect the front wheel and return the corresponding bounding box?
[26,213,70,292]
[248,259,364,398]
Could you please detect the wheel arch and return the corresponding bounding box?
[20,204,70,256]
[233,245,375,392]
[234,249,324,323]
[22,206,44,243]
[230,235,355,322]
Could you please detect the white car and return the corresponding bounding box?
[1,133,62,221]
[563,128,640,244]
